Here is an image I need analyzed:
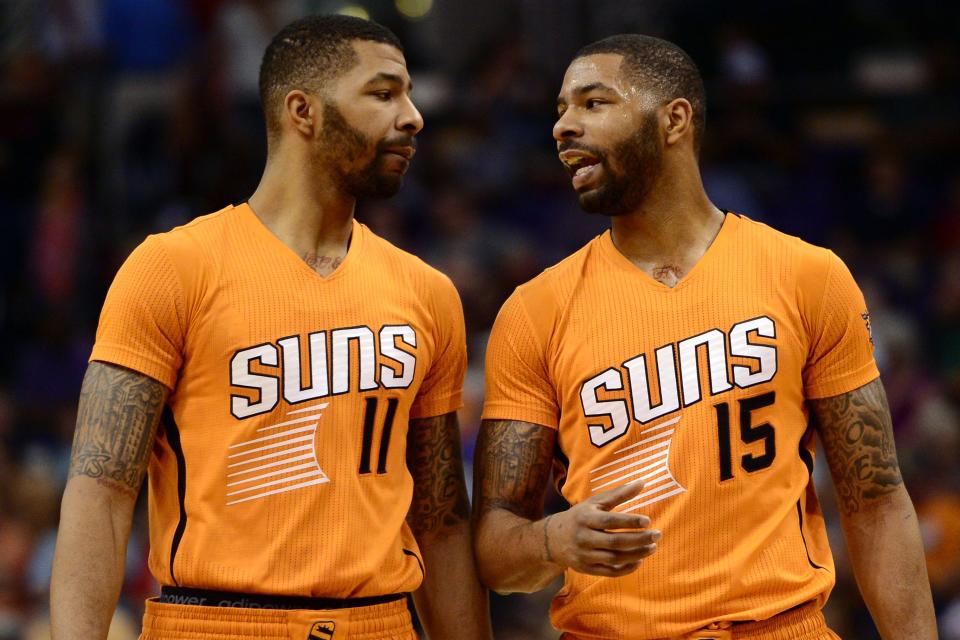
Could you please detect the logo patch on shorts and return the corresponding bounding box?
[308,620,336,639]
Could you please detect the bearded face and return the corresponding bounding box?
[560,109,663,217]
[318,101,416,200]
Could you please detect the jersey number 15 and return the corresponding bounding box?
[715,391,776,482]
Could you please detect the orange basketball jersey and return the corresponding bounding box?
[91,203,466,598]
[483,213,878,638]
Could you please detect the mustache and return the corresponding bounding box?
[378,135,418,151]
[557,140,604,158]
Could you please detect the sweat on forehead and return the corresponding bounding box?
[572,34,706,149]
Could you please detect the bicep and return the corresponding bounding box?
[473,419,556,522]
[810,377,903,517]
[68,361,169,499]
[406,411,470,540]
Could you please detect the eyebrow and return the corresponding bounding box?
[556,81,616,106]
[365,72,413,92]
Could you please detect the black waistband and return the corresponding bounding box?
[159,586,407,611]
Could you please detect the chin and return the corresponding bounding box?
[349,174,404,199]
[578,187,626,216]
[373,174,404,198]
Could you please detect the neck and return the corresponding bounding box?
[609,161,724,287]
[248,147,356,267]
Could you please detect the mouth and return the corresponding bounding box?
[383,146,415,161]
[559,150,603,190]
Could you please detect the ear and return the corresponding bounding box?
[663,98,693,147]
[283,89,319,137]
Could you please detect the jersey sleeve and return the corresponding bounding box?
[89,235,186,390]
[481,288,559,429]
[409,275,466,419]
[801,250,880,399]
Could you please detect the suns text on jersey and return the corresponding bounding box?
[229,324,417,419]
[580,316,778,446]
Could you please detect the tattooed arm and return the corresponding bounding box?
[406,412,491,639]
[811,378,936,639]
[472,420,658,594]
[51,362,168,640]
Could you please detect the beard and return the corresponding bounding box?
[573,112,662,216]
[319,102,410,199]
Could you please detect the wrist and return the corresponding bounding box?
[542,514,562,568]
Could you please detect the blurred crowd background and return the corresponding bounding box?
[0,0,958,638]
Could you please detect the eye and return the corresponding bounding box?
[585,98,605,110]
[372,90,392,101]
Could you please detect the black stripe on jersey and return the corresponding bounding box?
[553,441,570,494]
[402,548,424,578]
[163,406,188,586]
[796,431,826,571]
[359,397,377,474]
[376,398,399,474]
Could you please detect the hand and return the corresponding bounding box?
[544,480,660,578]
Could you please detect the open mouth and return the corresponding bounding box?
[560,151,603,189]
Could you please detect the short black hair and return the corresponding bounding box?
[575,34,706,152]
[259,14,403,138]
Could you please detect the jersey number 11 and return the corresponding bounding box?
[359,397,398,475]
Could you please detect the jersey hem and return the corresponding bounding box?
[89,346,177,390]
[408,395,463,420]
[804,362,879,399]
[480,406,559,430]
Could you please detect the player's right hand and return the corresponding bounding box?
[544,480,660,578]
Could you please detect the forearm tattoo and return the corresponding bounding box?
[406,412,471,540]
[68,362,168,497]
[473,420,555,521]
[811,378,903,516]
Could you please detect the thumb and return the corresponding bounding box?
[588,479,646,511]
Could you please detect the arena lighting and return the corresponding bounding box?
[336,4,371,20]
[395,0,433,20]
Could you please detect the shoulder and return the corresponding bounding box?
[507,236,599,316]
[116,205,237,311]
[734,214,833,263]
[493,237,600,344]
[360,223,458,297]
[731,213,840,287]
[733,214,854,329]
[148,204,237,259]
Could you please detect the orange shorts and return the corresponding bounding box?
[140,595,416,640]
[561,601,841,640]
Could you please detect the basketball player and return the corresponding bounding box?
[473,35,936,639]
[51,15,490,640]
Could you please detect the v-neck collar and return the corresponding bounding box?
[597,212,739,292]
[237,202,363,283]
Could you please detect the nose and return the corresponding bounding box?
[553,109,583,143]
[398,95,424,135]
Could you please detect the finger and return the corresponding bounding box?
[592,530,662,551]
[577,543,658,566]
[574,528,656,552]
[588,480,646,511]
[579,561,642,578]
[608,543,658,564]
[581,510,651,531]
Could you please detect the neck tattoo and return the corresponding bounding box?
[303,252,344,276]
[651,265,685,288]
